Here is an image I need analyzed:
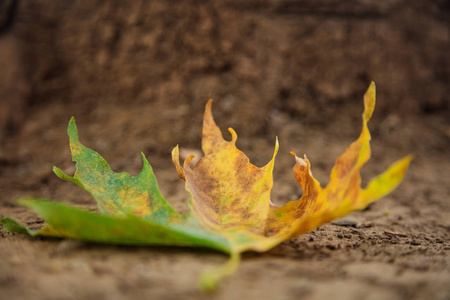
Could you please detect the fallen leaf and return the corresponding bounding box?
[0,82,412,290]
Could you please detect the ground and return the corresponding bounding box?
[0,1,449,299]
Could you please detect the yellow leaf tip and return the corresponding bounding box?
[204,99,217,128]
[171,145,186,180]
[264,137,279,168]
[399,154,414,169]
[184,154,196,168]
[171,145,179,158]
[227,128,238,143]
[393,154,414,170]
[206,99,214,112]
[363,81,376,122]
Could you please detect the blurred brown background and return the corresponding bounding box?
[0,0,448,157]
[0,1,449,299]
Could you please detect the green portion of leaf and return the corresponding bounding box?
[0,217,30,234]
[54,117,179,222]
[0,216,61,237]
[15,198,231,253]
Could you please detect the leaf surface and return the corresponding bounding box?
[172,83,412,253]
[3,198,230,252]
[53,117,180,222]
[172,100,282,252]
[265,83,413,240]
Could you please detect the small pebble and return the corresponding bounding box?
[331,220,358,227]
[326,244,337,250]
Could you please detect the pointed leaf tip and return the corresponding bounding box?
[171,145,186,180]
[183,154,196,169]
[228,128,238,143]
[67,116,80,141]
[205,99,214,115]
[273,137,279,158]
[52,166,67,179]
[360,154,413,206]
[0,217,29,234]
[262,137,279,170]
[140,152,153,173]
[363,82,376,122]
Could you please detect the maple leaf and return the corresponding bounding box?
[0,82,412,290]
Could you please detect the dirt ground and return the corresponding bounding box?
[1,1,449,300]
